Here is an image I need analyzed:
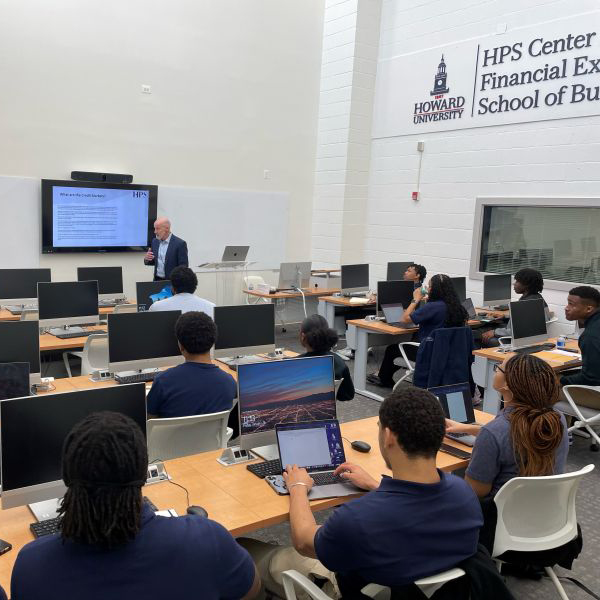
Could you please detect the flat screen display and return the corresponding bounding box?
[0,269,51,300]
[0,322,41,375]
[41,179,157,253]
[214,304,275,351]
[38,281,99,320]
[77,267,123,295]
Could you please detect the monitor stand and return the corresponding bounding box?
[251,444,280,462]
[29,498,61,522]
[48,325,85,336]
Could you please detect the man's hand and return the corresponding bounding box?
[481,329,495,342]
[145,248,155,261]
[334,462,379,491]
[283,465,314,493]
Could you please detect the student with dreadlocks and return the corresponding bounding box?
[446,353,568,498]
[481,268,549,347]
[368,274,468,388]
[10,411,260,600]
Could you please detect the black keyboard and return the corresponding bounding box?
[114,371,158,385]
[440,443,471,460]
[247,459,282,479]
[311,472,342,486]
[52,329,107,339]
[513,343,555,355]
[30,517,60,538]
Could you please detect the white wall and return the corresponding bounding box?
[0,0,325,287]
[360,0,600,334]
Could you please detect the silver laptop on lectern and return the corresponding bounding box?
[222,246,249,262]
[265,420,361,500]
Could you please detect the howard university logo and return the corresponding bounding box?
[413,55,465,124]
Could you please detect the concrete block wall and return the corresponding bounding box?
[326,0,600,334]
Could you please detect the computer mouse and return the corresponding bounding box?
[351,440,371,453]
[186,505,208,518]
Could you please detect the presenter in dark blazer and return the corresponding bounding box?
[144,217,189,281]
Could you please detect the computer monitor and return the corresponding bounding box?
[0,362,30,400]
[238,355,336,453]
[0,383,147,511]
[136,280,172,312]
[341,264,369,294]
[509,298,548,349]
[0,321,41,384]
[483,274,512,307]
[450,277,466,303]
[376,280,414,315]
[108,310,184,372]
[0,268,51,306]
[278,262,312,290]
[386,262,413,281]
[77,266,124,300]
[37,281,100,328]
[213,304,275,359]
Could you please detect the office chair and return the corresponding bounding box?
[62,333,108,378]
[147,409,232,462]
[492,464,595,600]
[392,342,420,388]
[555,386,600,450]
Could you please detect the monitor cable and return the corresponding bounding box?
[292,285,307,318]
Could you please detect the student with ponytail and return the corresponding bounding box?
[298,314,355,401]
[447,353,568,498]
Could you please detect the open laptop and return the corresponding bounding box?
[222,246,249,262]
[381,303,416,329]
[0,362,31,400]
[265,420,361,499]
[462,298,493,323]
[428,382,477,446]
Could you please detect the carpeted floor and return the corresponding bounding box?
[52,322,600,599]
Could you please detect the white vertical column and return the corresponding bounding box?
[311,0,382,268]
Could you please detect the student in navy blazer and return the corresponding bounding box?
[144,217,189,281]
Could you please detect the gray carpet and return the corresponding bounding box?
[52,324,600,599]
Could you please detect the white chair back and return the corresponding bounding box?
[113,303,138,314]
[147,410,231,462]
[20,309,38,321]
[81,333,109,374]
[492,464,594,557]
[244,275,266,290]
[281,570,333,600]
[471,354,487,388]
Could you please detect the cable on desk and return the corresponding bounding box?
[151,459,190,507]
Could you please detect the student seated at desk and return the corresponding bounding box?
[147,311,236,418]
[149,266,215,317]
[368,274,467,388]
[480,268,548,348]
[446,354,568,499]
[560,285,600,387]
[240,387,482,599]
[11,412,260,600]
[404,262,427,289]
[298,314,354,401]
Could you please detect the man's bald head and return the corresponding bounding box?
[153,217,171,241]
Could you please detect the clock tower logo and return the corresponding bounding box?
[431,55,450,96]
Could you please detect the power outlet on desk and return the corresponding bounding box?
[146,462,170,485]
[217,446,255,466]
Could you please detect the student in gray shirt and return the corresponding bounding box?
[447,353,568,498]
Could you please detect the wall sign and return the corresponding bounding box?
[373,12,600,137]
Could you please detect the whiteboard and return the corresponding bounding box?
[0,175,289,270]
[158,185,289,269]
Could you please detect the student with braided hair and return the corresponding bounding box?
[447,353,568,498]
[11,412,260,600]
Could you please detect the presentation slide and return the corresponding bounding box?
[52,186,149,247]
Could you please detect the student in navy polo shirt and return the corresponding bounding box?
[260,388,483,598]
[11,412,260,600]
[368,273,468,387]
[147,311,236,418]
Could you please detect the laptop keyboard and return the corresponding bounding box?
[311,472,342,486]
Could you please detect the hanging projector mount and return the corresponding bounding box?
[71,171,133,184]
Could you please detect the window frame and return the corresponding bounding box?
[469,197,600,292]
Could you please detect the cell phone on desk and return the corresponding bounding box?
[0,539,12,556]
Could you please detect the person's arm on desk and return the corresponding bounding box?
[445,419,481,436]
[284,465,319,558]
[334,462,379,490]
[400,288,423,324]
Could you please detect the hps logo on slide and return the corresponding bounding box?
[413,55,466,124]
